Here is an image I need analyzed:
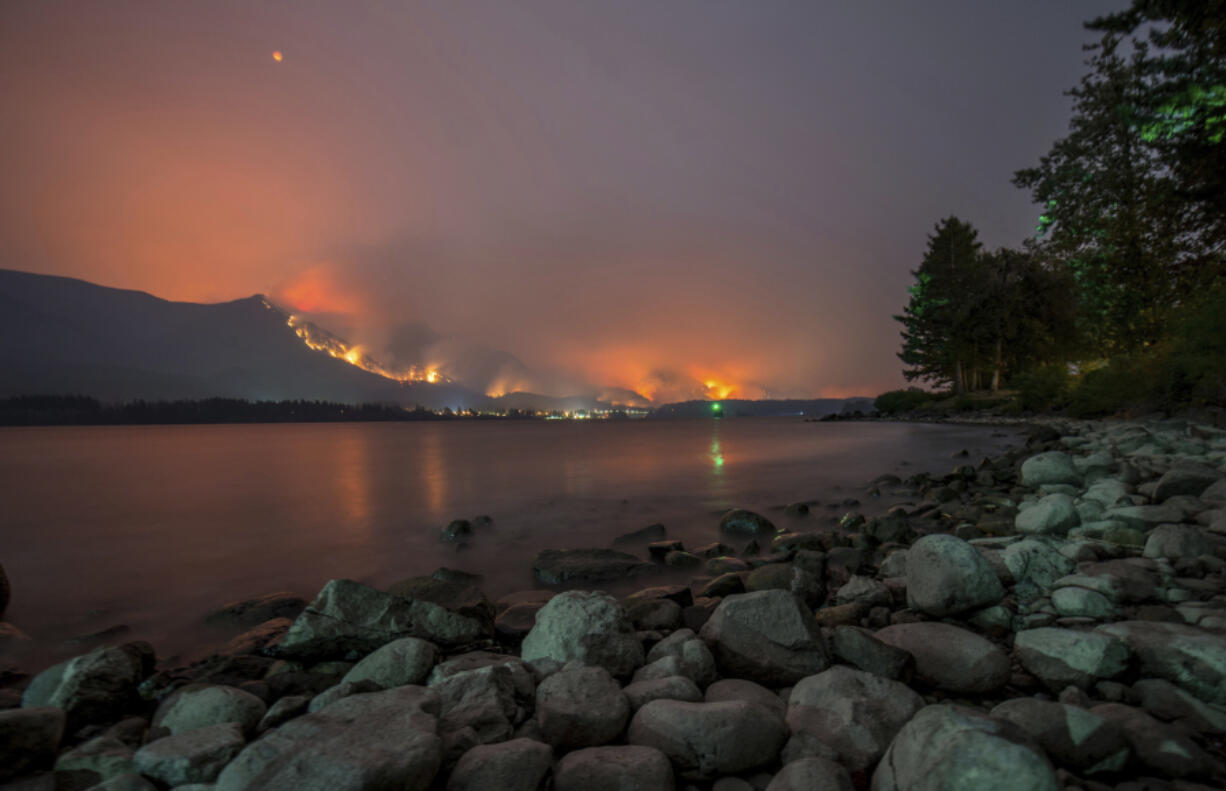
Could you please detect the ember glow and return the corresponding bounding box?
[285,313,447,386]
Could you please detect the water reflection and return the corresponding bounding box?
[419,425,448,518]
[333,429,373,526]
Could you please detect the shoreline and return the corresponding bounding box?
[4,415,1226,788]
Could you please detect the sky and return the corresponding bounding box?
[0,0,1123,402]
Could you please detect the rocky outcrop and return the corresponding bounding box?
[699,590,830,685]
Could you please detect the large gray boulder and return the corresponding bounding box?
[446,738,552,791]
[214,686,442,791]
[1143,524,1212,560]
[873,622,1009,694]
[1092,702,1223,779]
[133,722,247,786]
[699,591,830,685]
[22,644,149,730]
[1154,463,1222,502]
[0,706,65,781]
[553,745,675,791]
[276,579,485,659]
[990,698,1129,775]
[152,684,267,737]
[1015,494,1079,536]
[634,628,717,687]
[521,591,644,679]
[1001,539,1074,592]
[786,665,924,772]
[872,705,1059,791]
[828,626,913,680]
[623,675,703,710]
[1020,451,1080,487]
[905,534,1004,617]
[532,549,656,585]
[719,508,777,536]
[535,665,629,750]
[340,636,437,689]
[53,735,135,788]
[430,664,523,745]
[704,678,787,719]
[627,699,788,779]
[1097,621,1226,704]
[1102,503,1186,530]
[1013,627,1130,691]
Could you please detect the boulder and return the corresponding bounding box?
[220,617,293,656]
[1097,620,1226,704]
[699,591,830,685]
[833,575,891,607]
[553,745,675,791]
[276,579,485,659]
[53,735,135,788]
[215,686,442,791]
[1013,627,1130,691]
[872,704,1059,791]
[133,722,247,787]
[1143,524,1213,560]
[612,524,668,545]
[625,598,683,631]
[786,665,924,772]
[829,626,913,680]
[704,678,787,720]
[308,680,382,713]
[623,675,703,710]
[634,630,717,687]
[873,622,1009,694]
[340,636,437,689]
[535,665,629,750]
[532,549,656,585]
[989,698,1129,774]
[385,577,496,632]
[446,738,552,791]
[1015,494,1079,536]
[1001,539,1074,592]
[905,534,1004,616]
[431,665,522,744]
[22,644,149,730]
[1132,678,1226,734]
[0,706,65,781]
[521,591,644,679]
[495,602,543,640]
[1102,503,1186,530]
[627,699,788,778]
[1020,451,1080,487]
[85,772,159,790]
[1050,586,1115,619]
[719,509,777,536]
[258,695,309,732]
[765,757,854,791]
[1092,702,1222,779]
[1154,464,1222,502]
[153,684,267,737]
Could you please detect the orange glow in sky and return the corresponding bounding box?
[272,51,283,62]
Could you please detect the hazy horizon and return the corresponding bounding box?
[1,1,1120,400]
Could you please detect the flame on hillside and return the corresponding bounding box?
[285,313,446,385]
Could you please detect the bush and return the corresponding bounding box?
[874,388,935,414]
[1015,365,1072,412]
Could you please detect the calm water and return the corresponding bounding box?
[0,419,1021,666]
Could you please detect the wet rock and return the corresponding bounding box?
[700,572,745,598]
[627,699,788,778]
[704,678,786,719]
[532,549,656,585]
[22,644,150,731]
[829,626,913,680]
[53,735,134,788]
[554,745,674,791]
[664,550,703,569]
[1013,627,1130,691]
[1103,503,1187,530]
[707,556,751,574]
[719,508,777,536]
[215,685,442,791]
[520,590,644,679]
[205,593,307,630]
[1132,678,1226,734]
[495,602,543,640]
[624,675,702,710]
[833,575,891,607]
[786,665,924,772]
[276,579,486,659]
[133,722,246,786]
[765,757,854,791]
[1092,702,1222,779]
[873,622,1009,694]
[1001,539,1074,592]
[872,704,1058,791]
[1154,464,1222,502]
[495,590,555,613]
[613,524,668,545]
[308,679,382,713]
[1097,620,1226,704]
[625,598,683,631]
[220,618,292,657]
[905,534,1005,616]
[536,665,630,749]
[1016,494,1080,536]
[647,540,684,560]
[1020,451,1081,487]
[0,706,64,781]
[385,577,496,632]
[431,665,522,744]
[339,636,437,689]
[441,519,474,542]
[990,698,1129,774]
[699,591,831,685]
[257,695,309,732]
[152,683,267,737]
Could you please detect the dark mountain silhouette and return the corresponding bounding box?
[0,269,487,408]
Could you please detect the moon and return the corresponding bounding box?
[272,51,283,63]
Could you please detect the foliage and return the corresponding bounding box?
[874,388,936,414]
[1015,365,1073,412]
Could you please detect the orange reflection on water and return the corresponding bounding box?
[333,429,372,526]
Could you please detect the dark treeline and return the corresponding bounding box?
[891,1,1226,416]
[0,395,541,426]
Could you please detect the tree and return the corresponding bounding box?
[896,217,983,392]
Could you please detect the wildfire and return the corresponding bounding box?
[285,313,448,385]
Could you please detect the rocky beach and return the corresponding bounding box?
[5,417,1226,791]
